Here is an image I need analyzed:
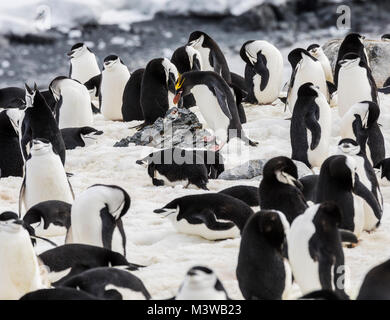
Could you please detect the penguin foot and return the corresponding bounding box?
[211,144,223,152]
[248,140,259,147]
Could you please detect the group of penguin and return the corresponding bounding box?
[1,29,390,300]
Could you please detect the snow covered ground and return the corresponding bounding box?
[1,88,390,299]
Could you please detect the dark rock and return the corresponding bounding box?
[114,107,214,149]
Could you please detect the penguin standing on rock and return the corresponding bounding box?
[20,84,66,165]
[68,43,100,85]
[19,139,74,236]
[100,55,130,121]
[139,58,178,127]
[121,68,145,122]
[188,31,231,84]
[173,266,230,300]
[290,83,332,168]
[315,155,382,237]
[307,44,334,84]
[173,71,257,150]
[259,156,308,224]
[240,40,283,105]
[288,202,349,298]
[334,33,368,87]
[49,76,93,129]
[337,53,378,118]
[236,210,291,300]
[286,48,329,113]
[0,110,24,177]
[337,138,382,231]
[69,184,130,256]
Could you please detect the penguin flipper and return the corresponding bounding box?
[326,81,337,95]
[254,53,269,91]
[18,176,26,218]
[116,218,127,257]
[305,111,321,150]
[286,64,299,110]
[338,229,358,244]
[100,207,116,251]
[213,86,232,120]
[189,209,235,231]
[353,177,382,221]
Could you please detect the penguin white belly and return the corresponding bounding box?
[70,53,100,84]
[288,215,322,295]
[58,86,93,129]
[282,259,293,300]
[47,267,72,284]
[155,171,189,188]
[105,284,147,300]
[352,195,365,237]
[192,85,230,144]
[24,154,73,236]
[338,68,372,117]
[174,217,240,241]
[308,97,332,168]
[196,46,212,71]
[318,55,334,83]
[254,60,283,105]
[101,68,130,121]
[0,227,44,299]
[176,287,227,300]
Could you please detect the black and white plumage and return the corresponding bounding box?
[307,44,334,84]
[0,86,25,109]
[290,83,331,168]
[218,185,259,207]
[68,42,100,85]
[121,68,145,121]
[188,31,231,84]
[20,288,100,300]
[20,84,66,165]
[61,126,103,150]
[259,156,308,224]
[154,193,254,240]
[357,259,390,300]
[288,202,349,298]
[69,184,130,256]
[173,266,230,300]
[240,40,283,105]
[39,243,142,286]
[173,71,257,150]
[236,210,291,300]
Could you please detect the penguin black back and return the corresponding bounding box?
[357,259,390,300]
[122,68,145,121]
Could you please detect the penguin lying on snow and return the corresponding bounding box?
[337,138,383,232]
[259,156,308,224]
[188,31,231,84]
[19,139,75,237]
[173,71,258,150]
[69,184,130,256]
[236,210,291,300]
[334,33,368,87]
[307,44,334,84]
[0,216,48,299]
[286,48,329,113]
[39,244,143,286]
[316,155,382,237]
[20,287,100,300]
[288,202,350,298]
[139,58,178,127]
[218,185,259,207]
[0,109,24,177]
[154,193,254,240]
[60,267,151,300]
[357,259,390,300]
[240,40,283,105]
[49,76,93,129]
[121,68,145,122]
[173,266,230,300]
[290,82,332,168]
[21,84,66,165]
[100,55,130,121]
[136,148,211,189]
[23,200,71,236]
[61,126,103,150]
[337,53,378,118]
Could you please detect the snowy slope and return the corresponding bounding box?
[1,89,390,299]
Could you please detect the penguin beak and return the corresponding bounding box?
[173,91,182,105]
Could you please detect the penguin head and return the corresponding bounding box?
[162,58,178,93]
[240,40,256,65]
[307,43,322,58]
[5,108,23,134]
[188,31,207,48]
[173,73,191,105]
[263,156,302,189]
[382,34,390,41]
[313,202,342,232]
[297,82,318,98]
[257,210,288,251]
[185,46,202,71]
[288,48,315,69]
[80,127,103,147]
[67,43,87,59]
[344,32,365,45]
[325,155,356,188]
[179,266,225,296]
[338,53,360,69]
[0,212,25,234]
[29,138,54,156]
[49,76,68,101]
[171,46,202,74]
[337,138,360,156]
[154,201,180,221]
[103,55,123,70]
